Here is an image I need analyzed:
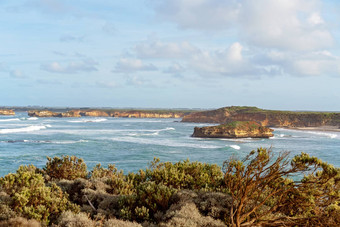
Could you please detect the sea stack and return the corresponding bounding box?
[0,109,15,115]
[192,121,274,138]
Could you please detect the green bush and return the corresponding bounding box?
[44,156,87,180]
[0,165,79,225]
[143,158,223,190]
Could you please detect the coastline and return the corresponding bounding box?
[278,126,340,132]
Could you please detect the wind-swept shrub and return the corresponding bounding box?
[44,156,87,180]
[143,158,223,190]
[223,148,340,227]
[0,165,79,225]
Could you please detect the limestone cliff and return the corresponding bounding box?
[111,111,184,118]
[182,106,340,128]
[0,109,15,115]
[28,110,62,117]
[192,121,274,138]
[28,109,186,118]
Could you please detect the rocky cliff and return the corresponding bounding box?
[28,109,186,118]
[192,121,274,138]
[111,111,184,118]
[28,110,61,117]
[182,106,340,128]
[0,109,15,115]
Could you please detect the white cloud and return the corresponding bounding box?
[10,69,26,78]
[239,0,332,51]
[60,35,85,42]
[152,0,240,30]
[189,42,265,77]
[135,40,199,59]
[151,0,333,51]
[96,81,117,88]
[41,59,98,74]
[164,63,186,74]
[114,58,157,73]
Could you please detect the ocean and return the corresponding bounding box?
[1,112,340,176]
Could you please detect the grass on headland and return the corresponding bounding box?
[0,149,339,227]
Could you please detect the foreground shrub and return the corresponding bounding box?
[44,156,87,180]
[0,165,79,225]
[223,148,340,227]
[142,158,223,190]
[0,217,41,227]
[57,211,95,227]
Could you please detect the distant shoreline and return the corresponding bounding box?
[278,126,340,132]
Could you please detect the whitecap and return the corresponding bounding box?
[229,145,241,150]
[28,117,38,120]
[0,125,50,134]
[0,118,20,122]
[68,118,108,123]
[110,137,223,149]
[302,131,338,139]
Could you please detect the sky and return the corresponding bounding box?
[1,0,340,110]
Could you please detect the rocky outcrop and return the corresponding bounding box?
[82,110,109,117]
[182,106,340,128]
[192,121,274,138]
[0,109,15,115]
[111,111,184,118]
[27,109,186,118]
[28,110,62,117]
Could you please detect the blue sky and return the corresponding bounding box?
[1,0,340,110]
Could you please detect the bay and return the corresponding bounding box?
[0,112,339,176]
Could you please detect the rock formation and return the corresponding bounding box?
[192,121,274,138]
[27,109,186,118]
[111,111,184,118]
[182,106,340,128]
[28,110,61,117]
[0,109,15,115]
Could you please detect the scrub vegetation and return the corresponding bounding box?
[0,149,339,226]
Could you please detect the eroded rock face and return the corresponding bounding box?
[182,106,340,127]
[27,109,186,118]
[82,110,109,117]
[28,110,61,117]
[111,111,184,118]
[0,109,15,115]
[192,121,274,138]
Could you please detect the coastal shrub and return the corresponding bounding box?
[0,217,41,227]
[57,211,95,227]
[160,202,226,227]
[0,165,79,225]
[90,164,117,179]
[223,148,340,227]
[104,218,143,227]
[117,181,176,222]
[143,158,223,190]
[105,168,136,196]
[44,156,87,180]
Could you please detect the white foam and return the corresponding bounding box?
[28,117,38,120]
[229,145,241,150]
[110,137,222,149]
[2,139,88,144]
[68,118,108,123]
[303,131,338,139]
[0,118,20,122]
[0,125,50,134]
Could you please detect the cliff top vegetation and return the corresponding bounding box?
[0,150,339,227]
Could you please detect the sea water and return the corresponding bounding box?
[0,112,340,176]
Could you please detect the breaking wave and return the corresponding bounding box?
[0,125,51,134]
[68,118,108,123]
[229,145,241,150]
[110,137,222,149]
[0,118,20,122]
